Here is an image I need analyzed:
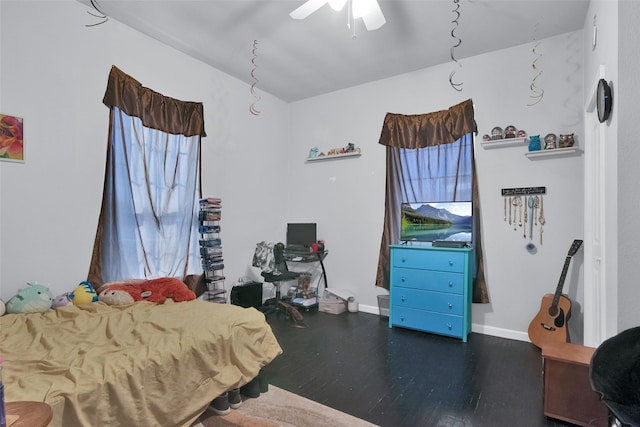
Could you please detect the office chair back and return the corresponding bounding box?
[262,243,300,283]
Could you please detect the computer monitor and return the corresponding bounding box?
[286,223,317,249]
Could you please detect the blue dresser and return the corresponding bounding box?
[389,245,473,342]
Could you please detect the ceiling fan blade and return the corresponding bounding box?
[361,1,386,30]
[290,0,329,20]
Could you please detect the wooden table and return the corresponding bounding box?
[542,342,609,426]
[5,401,53,427]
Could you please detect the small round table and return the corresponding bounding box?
[5,401,53,427]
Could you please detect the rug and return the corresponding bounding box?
[191,385,378,427]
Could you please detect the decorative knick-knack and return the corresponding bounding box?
[491,126,504,140]
[558,134,575,148]
[528,135,541,151]
[544,133,557,150]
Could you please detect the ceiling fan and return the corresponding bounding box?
[290,0,386,31]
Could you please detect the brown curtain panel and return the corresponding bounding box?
[375,99,489,303]
[102,65,206,137]
[88,66,205,287]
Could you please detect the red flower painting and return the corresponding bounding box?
[0,114,24,162]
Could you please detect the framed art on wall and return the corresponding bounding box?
[0,114,24,162]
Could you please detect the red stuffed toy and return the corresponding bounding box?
[99,277,196,304]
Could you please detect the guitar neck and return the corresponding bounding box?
[551,256,572,307]
[551,240,583,308]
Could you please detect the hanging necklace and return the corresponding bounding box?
[523,197,528,239]
[538,196,545,245]
[504,197,507,222]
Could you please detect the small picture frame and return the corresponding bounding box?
[0,114,24,162]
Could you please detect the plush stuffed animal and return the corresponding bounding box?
[99,277,196,304]
[52,293,72,309]
[6,283,53,314]
[69,281,98,306]
[98,289,136,306]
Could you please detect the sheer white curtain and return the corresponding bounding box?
[100,107,201,282]
[399,134,473,204]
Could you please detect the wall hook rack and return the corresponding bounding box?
[501,186,546,196]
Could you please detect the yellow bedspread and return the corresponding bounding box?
[0,300,282,427]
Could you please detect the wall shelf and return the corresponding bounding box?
[480,137,528,149]
[306,152,361,162]
[525,147,582,159]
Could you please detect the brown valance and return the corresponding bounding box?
[378,98,476,148]
[103,66,206,137]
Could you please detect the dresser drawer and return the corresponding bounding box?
[391,306,463,338]
[391,288,463,315]
[392,248,465,273]
[391,267,464,294]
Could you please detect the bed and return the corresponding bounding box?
[0,299,282,427]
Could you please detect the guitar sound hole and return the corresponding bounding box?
[554,309,565,328]
[548,306,558,317]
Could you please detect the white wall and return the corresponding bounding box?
[1,0,592,342]
[616,0,640,332]
[288,31,585,342]
[0,1,288,300]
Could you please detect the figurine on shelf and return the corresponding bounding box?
[491,126,504,140]
[528,135,541,151]
[504,125,517,138]
[308,147,319,158]
[517,130,527,138]
[559,134,575,148]
[544,133,557,150]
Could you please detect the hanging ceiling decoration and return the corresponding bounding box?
[290,0,386,32]
[449,0,463,92]
[249,39,261,116]
[85,0,109,27]
[527,24,544,106]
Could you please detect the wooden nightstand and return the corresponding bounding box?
[542,342,610,426]
[6,401,53,427]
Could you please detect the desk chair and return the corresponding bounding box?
[258,242,300,318]
[590,326,640,427]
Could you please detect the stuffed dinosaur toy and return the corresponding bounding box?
[6,283,53,314]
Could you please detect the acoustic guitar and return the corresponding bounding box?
[528,239,583,349]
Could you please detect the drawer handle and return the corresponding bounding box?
[448,281,453,287]
[401,257,407,263]
[400,315,405,322]
[401,276,406,283]
[448,303,453,309]
[448,260,454,266]
[401,295,406,302]
[447,323,452,330]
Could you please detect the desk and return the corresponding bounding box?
[6,401,53,427]
[283,250,328,289]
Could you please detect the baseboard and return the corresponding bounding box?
[471,323,530,342]
[355,304,531,342]
[358,304,379,315]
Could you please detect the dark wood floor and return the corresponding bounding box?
[262,309,577,427]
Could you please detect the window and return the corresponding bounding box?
[399,134,473,205]
[89,66,206,286]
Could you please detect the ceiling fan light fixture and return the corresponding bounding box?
[352,0,372,19]
[328,0,347,12]
[289,0,386,31]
